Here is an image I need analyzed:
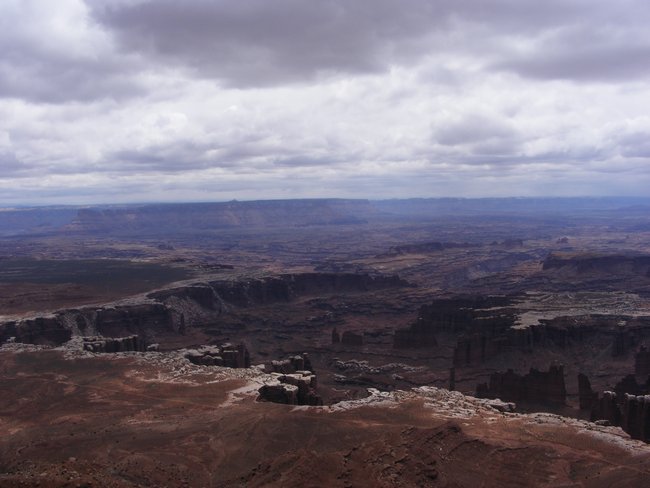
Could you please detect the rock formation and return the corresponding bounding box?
[590,390,650,442]
[1,271,407,347]
[452,333,508,365]
[621,394,650,442]
[635,345,650,377]
[267,353,313,374]
[612,326,637,357]
[476,365,566,405]
[591,391,621,426]
[94,304,173,337]
[0,316,72,346]
[386,241,478,256]
[82,335,145,353]
[578,373,598,410]
[394,296,513,350]
[258,371,322,406]
[578,371,650,442]
[542,252,650,274]
[341,331,363,346]
[331,328,340,344]
[184,343,250,368]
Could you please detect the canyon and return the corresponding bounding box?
[2,197,650,486]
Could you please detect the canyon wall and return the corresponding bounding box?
[0,272,406,346]
[475,365,567,405]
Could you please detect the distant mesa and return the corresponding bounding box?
[542,252,650,276]
[384,241,478,256]
[65,199,374,235]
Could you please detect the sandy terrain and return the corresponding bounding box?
[1,349,649,488]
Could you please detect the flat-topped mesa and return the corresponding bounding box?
[94,304,174,337]
[148,285,222,311]
[1,271,407,347]
[258,371,322,406]
[279,272,408,297]
[453,333,509,365]
[542,252,650,281]
[260,353,320,405]
[82,335,145,353]
[0,316,72,346]
[476,364,567,406]
[394,295,514,350]
[267,353,314,374]
[455,313,649,365]
[201,272,407,308]
[184,343,250,368]
[528,316,650,358]
[418,295,514,333]
[67,199,375,235]
[385,241,479,256]
[0,303,176,348]
[341,331,363,346]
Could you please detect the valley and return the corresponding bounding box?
[2,197,650,486]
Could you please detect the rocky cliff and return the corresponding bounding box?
[394,295,514,349]
[0,272,407,347]
[542,253,650,275]
[591,391,650,443]
[476,365,567,405]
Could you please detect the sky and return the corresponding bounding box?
[1,0,650,205]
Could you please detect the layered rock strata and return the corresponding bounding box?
[184,343,250,368]
[476,365,566,405]
[82,335,145,353]
[258,371,322,405]
[0,272,407,346]
[267,353,313,374]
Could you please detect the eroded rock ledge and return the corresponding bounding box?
[0,271,408,346]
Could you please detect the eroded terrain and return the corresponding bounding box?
[2,198,650,486]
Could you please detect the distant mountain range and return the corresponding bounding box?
[1,197,649,237]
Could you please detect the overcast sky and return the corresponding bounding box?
[1,0,650,205]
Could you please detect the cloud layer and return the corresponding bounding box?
[1,0,650,204]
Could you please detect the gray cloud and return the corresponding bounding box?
[89,0,650,88]
[90,0,442,87]
[0,55,146,103]
[493,37,650,82]
[617,130,650,158]
[89,0,599,87]
[1,0,650,204]
[0,150,25,176]
[435,114,518,147]
[0,1,145,103]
